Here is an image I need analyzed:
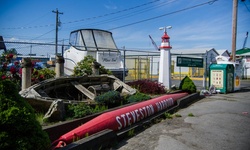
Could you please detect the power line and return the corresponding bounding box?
[62,0,178,30]
[1,24,54,30]
[62,0,162,24]
[108,0,218,31]
[1,0,162,30]
[242,0,250,12]
[30,29,55,41]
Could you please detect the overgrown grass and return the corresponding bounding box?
[188,113,194,117]
[164,113,173,119]
[175,113,182,117]
[128,129,135,137]
[36,113,44,124]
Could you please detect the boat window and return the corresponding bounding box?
[93,30,117,51]
[69,32,78,46]
[69,31,85,50]
[76,31,84,50]
[81,30,96,51]
[69,29,118,51]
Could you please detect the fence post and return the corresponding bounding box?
[123,50,126,82]
[55,55,65,78]
[21,58,32,90]
[92,61,101,75]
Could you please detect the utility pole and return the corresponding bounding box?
[231,0,238,62]
[52,8,63,56]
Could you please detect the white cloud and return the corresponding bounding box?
[104,0,117,10]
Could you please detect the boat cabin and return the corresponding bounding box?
[64,29,126,79]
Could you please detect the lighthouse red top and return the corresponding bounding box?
[160,31,172,49]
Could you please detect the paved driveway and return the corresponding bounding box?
[114,82,250,150]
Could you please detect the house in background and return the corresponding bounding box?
[124,47,249,81]
[124,48,235,80]
[217,49,231,57]
[236,48,250,78]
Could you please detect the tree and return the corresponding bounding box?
[0,80,50,150]
[73,55,112,76]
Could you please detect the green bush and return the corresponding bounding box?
[179,76,196,94]
[73,55,112,76]
[66,103,107,119]
[95,91,121,107]
[0,80,50,150]
[126,92,151,103]
[67,103,93,118]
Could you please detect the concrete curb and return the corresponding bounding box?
[177,92,204,108]
[60,129,117,150]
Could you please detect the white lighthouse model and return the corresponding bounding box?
[158,26,172,89]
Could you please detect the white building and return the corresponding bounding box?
[236,48,250,78]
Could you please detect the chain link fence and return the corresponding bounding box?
[1,41,205,82]
[1,41,68,56]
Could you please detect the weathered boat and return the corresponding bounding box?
[19,75,136,114]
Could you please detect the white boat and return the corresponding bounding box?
[64,29,127,80]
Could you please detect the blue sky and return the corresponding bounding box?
[0,0,249,52]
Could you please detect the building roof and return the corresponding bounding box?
[236,48,250,55]
[216,49,230,56]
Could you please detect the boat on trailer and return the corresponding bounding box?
[64,29,127,80]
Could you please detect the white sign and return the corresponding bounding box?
[98,53,119,64]
[210,70,224,89]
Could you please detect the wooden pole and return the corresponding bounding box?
[231,0,238,62]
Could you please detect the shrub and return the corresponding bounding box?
[66,103,108,119]
[127,80,165,94]
[0,80,50,150]
[126,92,151,103]
[31,68,56,84]
[73,55,112,76]
[92,105,108,113]
[95,91,121,107]
[179,76,196,94]
[67,103,93,118]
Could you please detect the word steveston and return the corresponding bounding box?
[116,98,174,130]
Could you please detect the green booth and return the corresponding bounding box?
[209,64,234,93]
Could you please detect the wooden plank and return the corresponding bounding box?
[71,81,95,100]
